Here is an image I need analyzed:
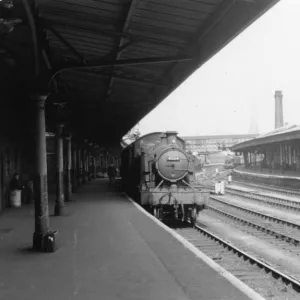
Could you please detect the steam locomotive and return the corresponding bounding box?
[121,131,210,224]
[224,155,244,169]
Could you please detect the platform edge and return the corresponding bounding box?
[234,169,300,180]
[124,193,266,300]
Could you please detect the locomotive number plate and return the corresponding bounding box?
[167,156,180,161]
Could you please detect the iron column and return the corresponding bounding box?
[72,141,77,192]
[93,154,96,179]
[54,124,66,215]
[86,150,89,182]
[82,147,87,184]
[77,145,82,186]
[88,146,92,181]
[32,94,57,252]
[65,135,72,201]
[99,154,102,173]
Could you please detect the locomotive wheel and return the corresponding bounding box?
[174,208,178,220]
[154,207,162,219]
[190,207,197,226]
[158,208,163,220]
[153,207,158,218]
[176,205,184,221]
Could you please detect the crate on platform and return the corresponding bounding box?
[10,190,22,207]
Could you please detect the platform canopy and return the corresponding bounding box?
[231,124,300,152]
[0,0,280,146]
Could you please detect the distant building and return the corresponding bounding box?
[181,134,259,154]
[231,124,300,171]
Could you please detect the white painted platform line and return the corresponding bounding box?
[124,193,266,300]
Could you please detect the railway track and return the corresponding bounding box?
[226,185,300,212]
[208,196,300,229]
[174,221,300,300]
[232,180,300,197]
[206,198,300,247]
[172,179,300,298]
[171,176,300,298]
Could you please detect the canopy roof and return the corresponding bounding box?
[0,0,280,147]
[231,124,300,151]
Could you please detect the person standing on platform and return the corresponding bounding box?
[10,173,22,191]
[9,173,24,207]
[107,164,117,186]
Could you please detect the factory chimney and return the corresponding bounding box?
[274,90,284,129]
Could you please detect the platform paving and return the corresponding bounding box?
[0,180,252,300]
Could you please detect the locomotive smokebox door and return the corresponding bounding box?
[157,149,189,182]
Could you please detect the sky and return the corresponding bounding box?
[136,0,300,137]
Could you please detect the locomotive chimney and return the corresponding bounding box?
[165,131,178,144]
[275,90,284,129]
[160,134,167,145]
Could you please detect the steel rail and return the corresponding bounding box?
[190,222,300,292]
[206,204,300,245]
[209,196,300,229]
[226,188,300,212]
[232,180,300,196]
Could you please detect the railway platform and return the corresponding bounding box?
[233,165,300,189]
[0,179,257,300]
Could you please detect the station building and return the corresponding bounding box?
[181,134,258,154]
[231,91,300,188]
[231,91,300,172]
[231,124,300,172]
